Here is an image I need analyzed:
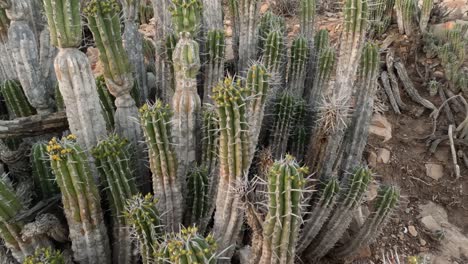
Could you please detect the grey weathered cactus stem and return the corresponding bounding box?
[5,0,55,114]
[44,0,107,150]
[0,175,52,262]
[48,136,111,264]
[212,77,251,261]
[85,0,142,144]
[0,8,16,82]
[120,0,148,104]
[139,101,183,231]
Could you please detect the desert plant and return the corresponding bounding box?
[419,0,433,32]
[31,142,59,200]
[23,247,65,264]
[0,80,36,118]
[395,0,416,36]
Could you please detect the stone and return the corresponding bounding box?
[425,163,444,180]
[377,148,391,164]
[421,215,442,232]
[260,3,270,14]
[420,238,427,246]
[368,151,377,167]
[366,182,378,201]
[369,114,392,142]
[408,225,418,237]
[356,245,372,258]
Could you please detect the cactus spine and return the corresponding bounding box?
[23,247,65,264]
[258,156,306,264]
[47,136,111,264]
[124,193,161,264]
[304,167,373,261]
[139,102,183,231]
[92,135,139,264]
[120,0,149,104]
[44,0,107,150]
[0,176,52,262]
[85,0,142,144]
[5,0,55,114]
[31,142,59,200]
[0,80,35,118]
[156,227,218,264]
[334,186,400,257]
[212,77,251,260]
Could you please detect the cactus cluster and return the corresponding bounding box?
[0,80,35,118]
[23,247,65,264]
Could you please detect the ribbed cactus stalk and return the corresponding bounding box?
[368,0,392,36]
[120,0,148,104]
[212,77,251,260]
[0,176,52,262]
[258,11,285,55]
[31,142,59,200]
[271,92,296,159]
[185,167,210,227]
[340,43,379,173]
[0,80,35,118]
[201,105,219,175]
[170,0,202,36]
[262,30,285,75]
[427,80,439,97]
[297,177,340,254]
[203,29,225,103]
[231,0,261,71]
[171,32,201,196]
[307,44,335,109]
[438,24,466,92]
[54,83,65,111]
[23,247,65,264]
[44,0,107,150]
[289,99,307,161]
[85,0,142,144]
[334,186,400,258]
[96,76,116,131]
[124,193,161,264]
[304,167,373,261]
[395,0,416,36]
[139,102,183,231]
[151,0,174,103]
[0,8,15,82]
[246,63,269,157]
[47,136,111,264]
[92,135,139,264]
[258,156,307,264]
[286,36,309,96]
[156,227,218,263]
[4,0,55,114]
[300,0,316,39]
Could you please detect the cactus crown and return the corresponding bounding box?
[170,0,203,35]
[374,186,400,216]
[342,167,373,207]
[23,247,65,264]
[318,177,340,207]
[360,42,379,77]
[43,0,82,48]
[91,134,129,160]
[83,0,121,16]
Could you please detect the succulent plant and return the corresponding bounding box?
[185,167,210,227]
[0,80,36,118]
[31,142,59,200]
[23,247,66,264]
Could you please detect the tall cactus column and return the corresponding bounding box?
[43,0,107,150]
[0,8,16,82]
[212,77,252,261]
[120,0,148,104]
[170,0,203,192]
[5,0,54,114]
[85,0,142,144]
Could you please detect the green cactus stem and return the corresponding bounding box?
[45,0,107,150]
[368,0,393,37]
[334,186,400,258]
[54,83,64,112]
[23,247,66,264]
[156,227,218,264]
[0,8,9,41]
[203,29,225,103]
[297,177,340,254]
[340,42,380,174]
[270,92,296,159]
[6,0,55,114]
[201,105,219,175]
[92,134,139,264]
[96,76,116,131]
[303,167,373,261]
[289,99,308,161]
[246,63,269,158]
[0,176,52,262]
[47,135,111,264]
[139,101,183,231]
[286,36,309,96]
[262,30,285,75]
[124,193,161,264]
[300,0,316,39]
[258,156,307,264]
[308,46,335,109]
[31,142,59,200]
[0,80,36,118]
[212,77,251,260]
[258,11,285,55]
[395,0,416,36]
[185,167,210,227]
[170,0,202,36]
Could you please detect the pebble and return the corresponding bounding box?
[409,225,418,237]
[425,163,444,180]
[420,238,427,246]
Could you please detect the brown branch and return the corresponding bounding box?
[0,112,68,139]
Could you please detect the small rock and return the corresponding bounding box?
[377,148,391,164]
[368,151,377,167]
[260,3,270,14]
[420,238,427,246]
[408,225,418,237]
[369,114,392,142]
[420,215,442,232]
[425,163,444,180]
[434,70,445,78]
[398,233,405,240]
[356,245,372,258]
[225,26,233,37]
